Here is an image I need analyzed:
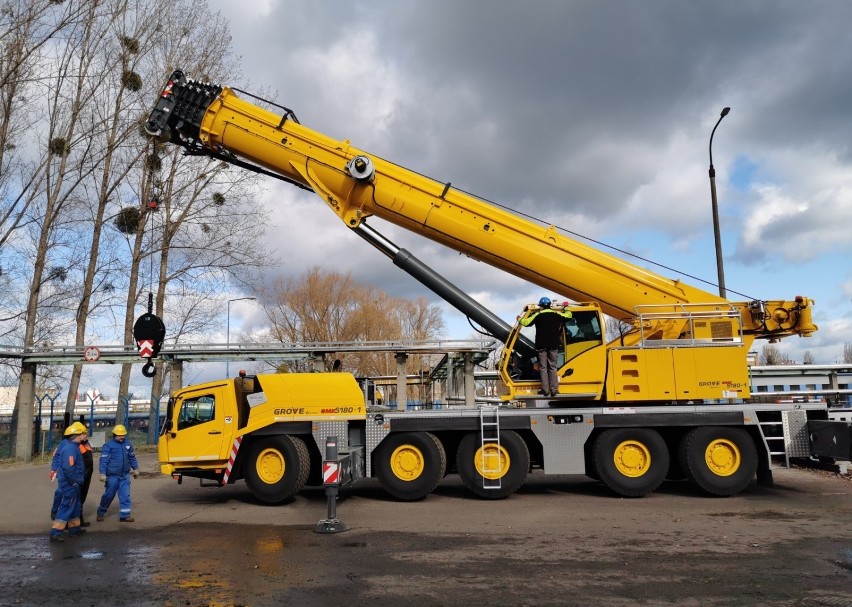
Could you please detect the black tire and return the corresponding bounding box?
[244,435,310,504]
[456,430,530,499]
[679,426,758,497]
[593,428,669,497]
[375,432,446,501]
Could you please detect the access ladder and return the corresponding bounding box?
[479,405,502,490]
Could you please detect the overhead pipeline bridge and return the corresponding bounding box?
[0,338,500,461]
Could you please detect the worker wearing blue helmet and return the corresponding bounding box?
[520,297,573,397]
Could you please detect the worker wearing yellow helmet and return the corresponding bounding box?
[49,422,87,542]
[50,421,93,527]
[51,421,88,485]
[96,424,140,523]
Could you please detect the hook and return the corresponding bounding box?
[142,359,157,378]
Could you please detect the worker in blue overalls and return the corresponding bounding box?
[96,424,140,522]
[49,422,87,543]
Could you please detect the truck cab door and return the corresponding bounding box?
[556,310,606,398]
[162,387,231,464]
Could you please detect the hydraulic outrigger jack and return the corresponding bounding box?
[315,436,349,534]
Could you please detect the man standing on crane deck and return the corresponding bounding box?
[520,297,572,397]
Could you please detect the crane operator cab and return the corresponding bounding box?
[500,301,605,402]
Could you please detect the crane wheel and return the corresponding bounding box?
[244,435,310,504]
[593,428,669,497]
[375,432,446,501]
[679,426,757,496]
[456,430,529,499]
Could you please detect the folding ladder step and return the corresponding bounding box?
[758,418,790,468]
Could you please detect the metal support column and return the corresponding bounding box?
[395,352,408,409]
[169,360,183,391]
[463,352,476,407]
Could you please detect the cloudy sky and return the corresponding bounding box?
[195,0,852,379]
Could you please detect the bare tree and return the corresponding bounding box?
[760,344,792,366]
[844,342,852,364]
[63,0,160,416]
[4,0,269,454]
[11,1,111,442]
[113,0,267,424]
[257,268,445,377]
[802,350,814,365]
[0,1,89,375]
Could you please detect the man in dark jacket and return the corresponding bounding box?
[77,422,94,527]
[520,297,573,396]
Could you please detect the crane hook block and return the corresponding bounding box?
[133,312,166,359]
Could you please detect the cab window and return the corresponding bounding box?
[177,394,215,430]
[565,311,602,344]
[559,311,603,366]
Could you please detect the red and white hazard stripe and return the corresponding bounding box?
[222,436,243,485]
[323,461,340,485]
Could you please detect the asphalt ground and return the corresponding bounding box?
[1,452,850,606]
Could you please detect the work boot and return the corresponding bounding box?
[96,514,104,522]
[68,528,86,537]
[49,534,64,543]
[120,517,135,523]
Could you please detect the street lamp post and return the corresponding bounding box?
[226,296,256,378]
[708,106,731,298]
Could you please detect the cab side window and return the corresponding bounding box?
[565,311,602,344]
[177,394,215,430]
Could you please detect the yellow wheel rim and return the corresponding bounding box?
[613,440,651,478]
[474,443,510,480]
[255,448,285,484]
[389,444,425,481]
[704,438,741,477]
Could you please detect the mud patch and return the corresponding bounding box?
[7,525,849,607]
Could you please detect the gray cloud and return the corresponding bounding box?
[207,0,852,359]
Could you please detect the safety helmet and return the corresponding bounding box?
[112,424,127,436]
[64,421,87,436]
[538,297,551,308]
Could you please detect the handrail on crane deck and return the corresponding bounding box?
[634,302,744,348]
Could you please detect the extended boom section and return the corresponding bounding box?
[145,71,815,343]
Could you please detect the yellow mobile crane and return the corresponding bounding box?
[145,70,830,502]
